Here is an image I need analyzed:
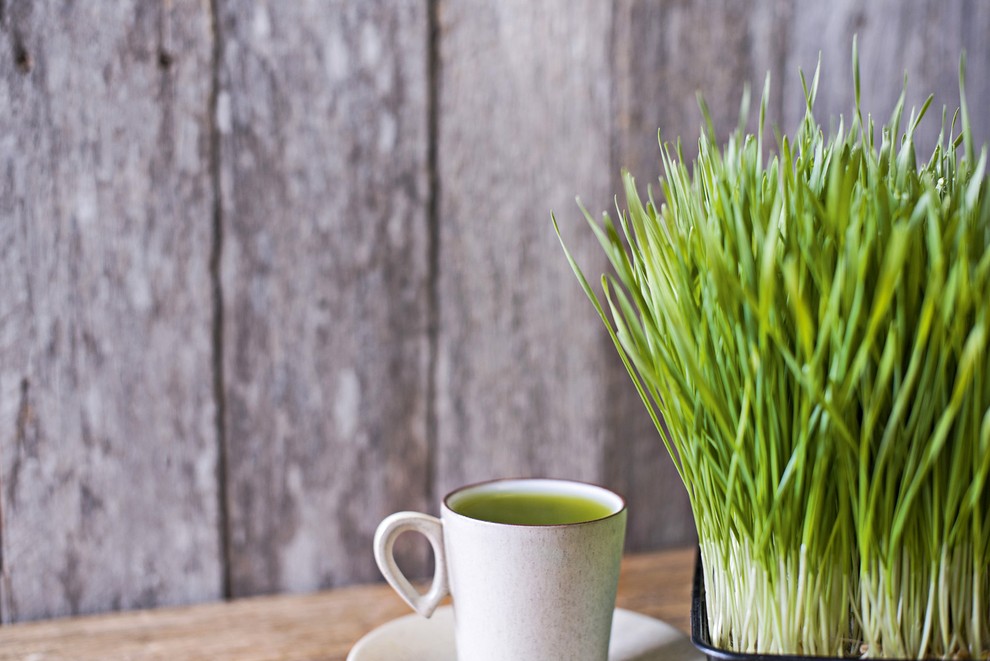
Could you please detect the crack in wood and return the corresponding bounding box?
[425,0,441,509]
[7,379,35,511]
[13,41,30,73]
[208,0,233,602]
[2,0,32,74]
[0,378,34,624]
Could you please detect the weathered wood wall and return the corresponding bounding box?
[0,1,220,622]
[1,0,988,622]
[216,0,432,599]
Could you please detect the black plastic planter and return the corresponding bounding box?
[689,549,925,661]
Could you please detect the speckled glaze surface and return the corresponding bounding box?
[374,478,627,661]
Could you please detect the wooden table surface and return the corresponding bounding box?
[0,547,695,660]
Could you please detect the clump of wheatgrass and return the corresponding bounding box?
[556,50,990,659]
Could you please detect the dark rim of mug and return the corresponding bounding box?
[442,477,627,528]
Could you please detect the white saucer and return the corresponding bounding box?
[347,606,703,661]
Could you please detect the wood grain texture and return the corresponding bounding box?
[782,0,990,156]
[614,0,990,180]
[0,0,988,623]
[613,0,788,188]
[432,0,624,506]
[0,583,415,661]
[0,548,697,660]
[0,2,220,621]
[216,0,432,597]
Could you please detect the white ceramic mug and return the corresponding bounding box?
[374,478,627,661]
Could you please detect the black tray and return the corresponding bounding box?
[689,548,923,661]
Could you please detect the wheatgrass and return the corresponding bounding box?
[556,50,990,658]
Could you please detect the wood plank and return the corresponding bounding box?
[781,0,990,157]
[432,0,629,525]
[217,0,432,596]
[0,548,697,660]
[0,584,412,661]
[613,0,990,179]
[0,2,220,621]
[615,547,695,632]
[613,0,788,187]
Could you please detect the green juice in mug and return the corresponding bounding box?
[452,490,615,525]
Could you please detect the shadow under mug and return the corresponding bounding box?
[374,478,627,661]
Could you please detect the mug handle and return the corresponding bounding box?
[373,511,448,618]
